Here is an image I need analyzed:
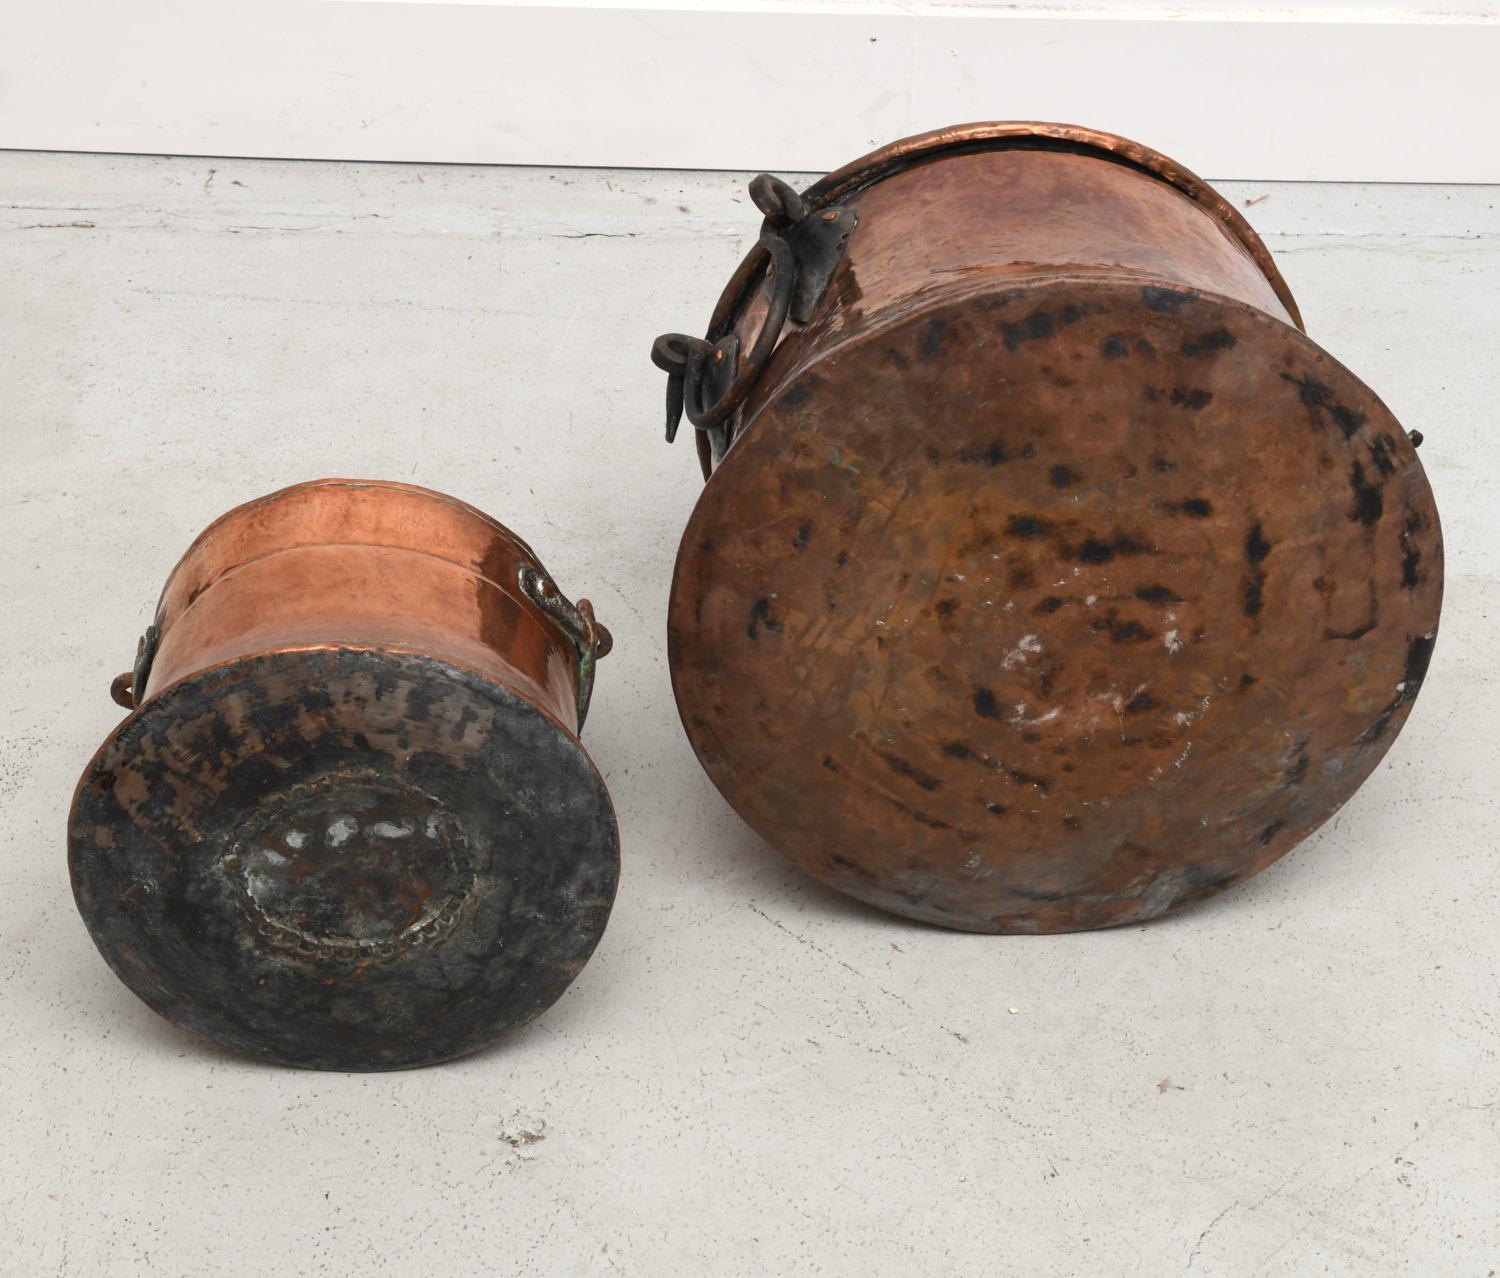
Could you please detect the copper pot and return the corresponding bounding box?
[654,122,1442,933]
[70,479,618,1069]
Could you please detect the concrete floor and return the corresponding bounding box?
[2,150,1497,1276]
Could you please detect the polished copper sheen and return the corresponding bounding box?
[70,479,618,1068]
[657,123,1442,933]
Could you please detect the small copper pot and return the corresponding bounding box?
[655,123,1442,934]
[70,479,617,1069]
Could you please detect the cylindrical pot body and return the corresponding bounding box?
[70,479,618,1068]
[656,123,1442,933]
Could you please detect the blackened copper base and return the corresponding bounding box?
[71,648,618,1069]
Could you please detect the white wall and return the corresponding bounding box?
[4,0,1498,180]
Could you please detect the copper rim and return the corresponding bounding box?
[802,122,1302,330]
[122,476,610,731]
[706,121,1301,357]
[152,477,547,614]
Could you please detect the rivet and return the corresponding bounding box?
[713,349,725,365]
[821,210,838,223]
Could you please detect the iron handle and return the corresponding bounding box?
[517,564,612,732]
[652,173,855,452]
[110,623,159,710]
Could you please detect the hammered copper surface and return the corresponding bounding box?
[666,124,1442,933]
[70,480,618,1068]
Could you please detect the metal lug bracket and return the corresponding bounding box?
[111,623,160,710]
[652,173,855,457]
[778,204,857,324]
[517,565,613,732]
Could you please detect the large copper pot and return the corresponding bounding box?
[69,479,618,1069]
[654,122,1442,933]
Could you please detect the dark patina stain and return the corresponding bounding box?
[1180,328,1236,358]
[1185,866,1241,895]
[1100,334,1128,359]
[1001,311,1055,351]
[1163,497,1213,518]
[1034,595,1064,615]
[884,796,951,830]
[403,681,446,724]
[1007,514,1052,539]
[1074,532,1150,564]
[1281,372,1366,439]
[746,597,782,640]
[792,523,811,550]
[1092,613,1153,644]
[1169,386,1214,411]
[1348,460,1383,526]
[1125,690,1159,715]
[1400,511,1423,589]
[1243,523,1271,619]
[1134,584,1183,604]
[960,438,1010,466]
[972,687,1002,719]
[879,749,943,792]
[1283,737,1311,787]
[1243,574,1266,618]
[920,319,958,362]
[1142,285,1194,314]
[451,704,479,742]
[1049,464,1080,489]
[1368,433,1399,476]
[777,383,811,413]
[1358,632,1437,745]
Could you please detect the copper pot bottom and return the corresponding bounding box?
[669,279,1441,932]
[69,647,619,1069]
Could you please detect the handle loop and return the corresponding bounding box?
[517,565,613,732]
[652,230,796,444]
